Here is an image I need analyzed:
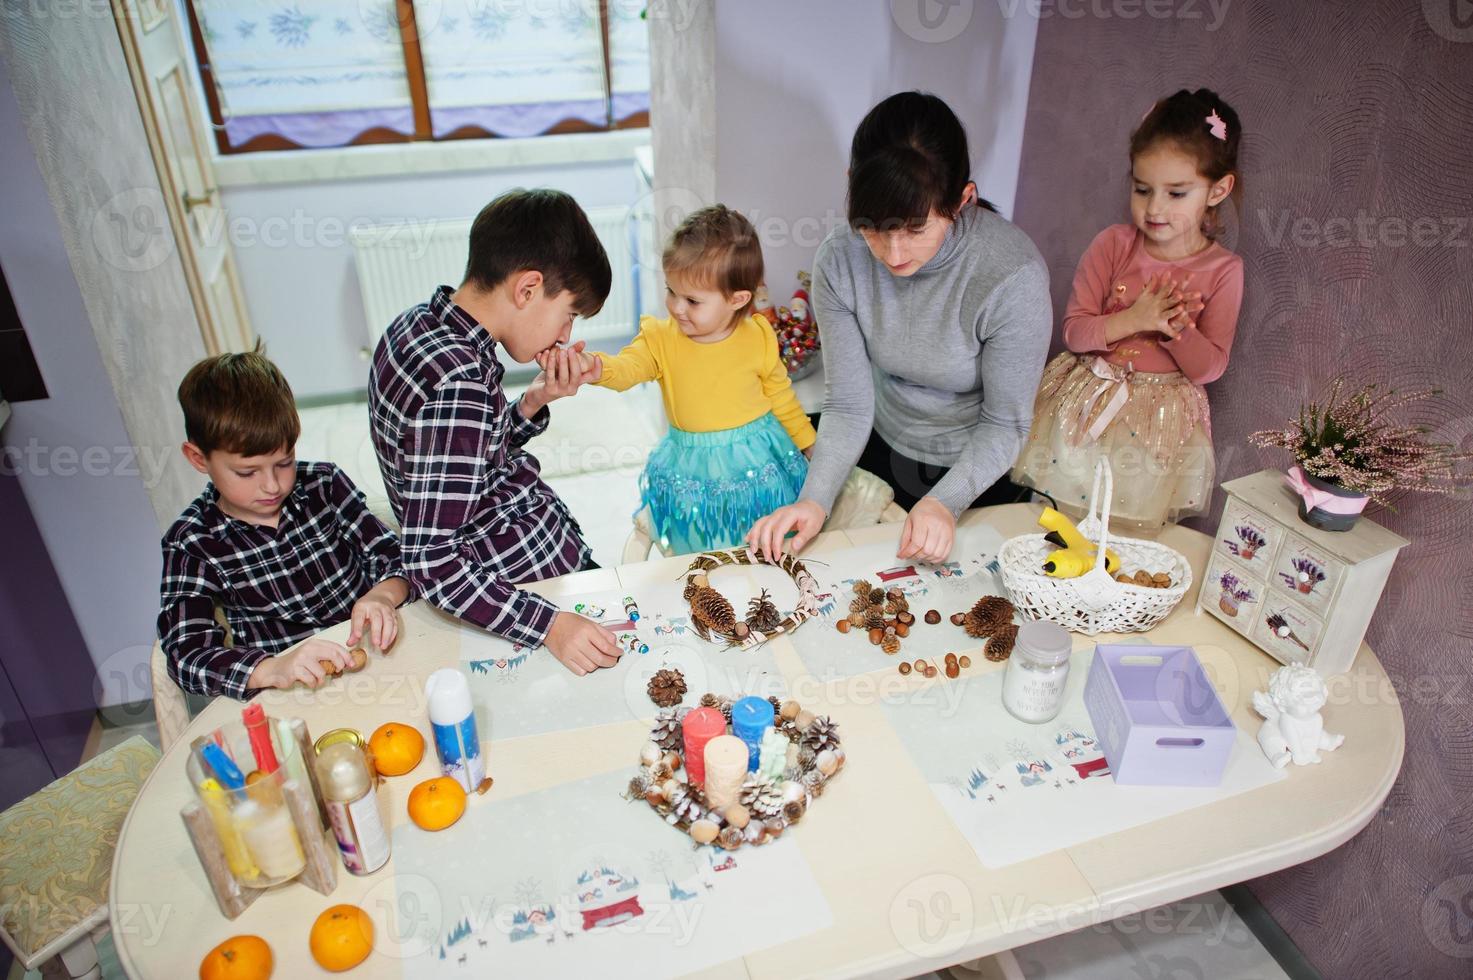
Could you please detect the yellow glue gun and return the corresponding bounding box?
[1038,507,1119,577]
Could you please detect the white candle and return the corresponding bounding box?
[703,736,748,810]
[236,800,305,880]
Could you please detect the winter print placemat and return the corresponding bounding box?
[878,647,1284,868]
[458,583,788,741]
[392,769,832,977]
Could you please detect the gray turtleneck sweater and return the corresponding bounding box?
[799,205,1052,517]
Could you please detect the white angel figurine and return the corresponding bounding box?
[1251,665,1344,769]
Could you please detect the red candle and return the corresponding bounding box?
[681,707,725,786]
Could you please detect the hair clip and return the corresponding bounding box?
[1206,110,1228,141]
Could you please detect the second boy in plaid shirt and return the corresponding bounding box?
[370,189,623,675]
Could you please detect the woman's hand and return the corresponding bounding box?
[896,496,955,564]
[746,500,827,561]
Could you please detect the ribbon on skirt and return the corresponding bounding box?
[1071,356,1134,446]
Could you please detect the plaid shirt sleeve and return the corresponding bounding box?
[323,465,414,602]
[398,379,560,646]
[506,395,550,448]
[158,544,271,700]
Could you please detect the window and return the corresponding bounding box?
[187,1,650,153]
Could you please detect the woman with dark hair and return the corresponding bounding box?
[747,91,1052,562]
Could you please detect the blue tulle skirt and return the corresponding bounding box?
[640,412,808,555]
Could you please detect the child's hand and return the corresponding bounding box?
[250,638,356,690]
[543,611,621,676]
[521,342,596,417]
[747,499,827,561]
[1109,273,1196,341]
[349,595,400,652]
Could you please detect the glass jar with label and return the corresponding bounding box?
[1001,620,1073,724]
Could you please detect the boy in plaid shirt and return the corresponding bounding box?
[159,352,412,699]
[370,189,622,676]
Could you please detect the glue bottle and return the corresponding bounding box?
[425,668,485,792]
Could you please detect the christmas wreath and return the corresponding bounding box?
[626,693,844,850]
[682,548,821,647]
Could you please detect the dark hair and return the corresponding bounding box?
[847,91,996,231]
[1130,88,1242,237]
[178,349,299,456]
[463,188,612,316]
[662,205,764,316]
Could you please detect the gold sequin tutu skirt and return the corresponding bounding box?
[1010,353,1214,531]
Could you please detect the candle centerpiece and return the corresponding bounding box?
[626,692,845,850]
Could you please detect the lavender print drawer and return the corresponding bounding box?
[1214,502,1283,574]
[1200,554,1264,637]
[1253,594,1324,666]
[1271,534,1341,614]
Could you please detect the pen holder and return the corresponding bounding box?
[180,716,338,919]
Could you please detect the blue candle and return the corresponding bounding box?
[731,697,775,772]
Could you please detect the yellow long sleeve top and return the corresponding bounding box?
[594,314,817,451]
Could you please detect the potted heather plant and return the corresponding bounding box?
[1250,380,1472,531]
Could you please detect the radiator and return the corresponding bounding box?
[349,204,647,350]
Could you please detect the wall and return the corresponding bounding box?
[1012,3,1473,976]
[0,22,193,709]
[712,0,1040,294]
[219,156,643,399]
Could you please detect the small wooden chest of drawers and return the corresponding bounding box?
[1197,470,1408,676]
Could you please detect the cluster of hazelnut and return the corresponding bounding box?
[834,580,917,655]
[1115,569,1174,589]
[897,651,972,679]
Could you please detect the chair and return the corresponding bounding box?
[621,466,908,563]
[149,641,190,752]
[0,737,161,979]
[150,606,232,751]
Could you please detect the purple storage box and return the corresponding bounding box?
[1083,644,1236,787]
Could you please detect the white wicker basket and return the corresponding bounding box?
[999,460,1192,635]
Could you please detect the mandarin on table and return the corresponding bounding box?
[309,905,373,972]
[368,723,425,777]
[198,935,272,980]
[407,775,467,831]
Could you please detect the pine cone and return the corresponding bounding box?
[868,587,885,605]
[690,585,738,636]
[852,579,874,598]
[739,777,783,819]
[964,596,1015,638]
[864,609,887,631]
[699,692,720,708]
[881,633,901,655]
[847,610,868,628]
[682,579,700,602]
[716,697,734,724]
[745,588,783,633]
[667,784,703,826]
[801,715,840,754]
[647,668,687,708]
[848,596,870,615]
[767,695,783,716]
[985,623,1019,662]
[650,709,683,751]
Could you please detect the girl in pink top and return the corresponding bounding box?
[1013,89,1245,530]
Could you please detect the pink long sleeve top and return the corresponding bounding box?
[1061,224,1244,384]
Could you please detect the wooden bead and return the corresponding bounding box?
[925,610,941,625]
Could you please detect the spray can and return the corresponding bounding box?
[315,734,390,875]
[425,668,485,792]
